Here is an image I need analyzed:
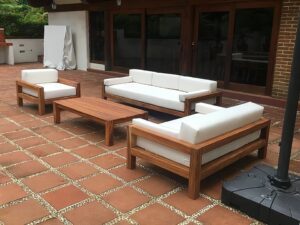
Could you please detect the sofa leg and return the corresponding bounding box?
[258,147,267,159]
[17,96,23,107]
[188,151,202,199]
[127,152,136,169]
[38,102,45,115]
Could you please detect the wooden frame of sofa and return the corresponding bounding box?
[16,78,81,115]
[101,80,223,117]
[127,117,271,199]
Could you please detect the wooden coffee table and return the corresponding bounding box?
[53,97,148,146]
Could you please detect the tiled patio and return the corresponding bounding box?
[0,63,299,225]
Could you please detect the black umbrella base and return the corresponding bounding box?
[221,164,300,225]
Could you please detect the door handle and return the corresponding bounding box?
[192,42,196,46]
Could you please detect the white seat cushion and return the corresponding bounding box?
[23,83,76,100]
[129,69,153,85]
[105,83,186,111]
[179,76,217,92]
[21,69,58,84]
[152,72,180,90]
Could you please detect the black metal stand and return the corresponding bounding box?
[221,17,300,225]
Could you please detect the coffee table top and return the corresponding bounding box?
[54,97,147,123]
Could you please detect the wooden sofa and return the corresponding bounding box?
[102,69,222,117]
[127,102,270,199]
[16,69,80,115]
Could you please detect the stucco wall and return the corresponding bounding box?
[48,11,89,71]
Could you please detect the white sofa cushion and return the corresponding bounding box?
[179,90,210,102]
[22,69,58,84]
[105,83,186,111]
[179,76,217,92]
[179,102,263,144]
[195,103,224,114]
[129,69,153,85]
[23,83,76,100]
[133,119,179,138]
[136,131,260,166]
[104,76,133,86]
[152,72,180,90]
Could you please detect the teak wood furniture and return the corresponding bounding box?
[127,103,271,199]
[102,69,222,117]
[53,97,148,146]
[16,69,80,115]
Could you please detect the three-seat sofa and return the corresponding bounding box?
[102,69,222,116]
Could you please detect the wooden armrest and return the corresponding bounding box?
[129,125,194,154]
[185,90,223,103]
[129,117,270,155]
[16,80,42,91]
[58,78,79,87]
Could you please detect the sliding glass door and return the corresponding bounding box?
[146,13,182,74]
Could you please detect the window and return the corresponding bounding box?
[89,11,105,62]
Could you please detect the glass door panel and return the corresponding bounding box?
[195,11,229,81]
[146,14,181,74]
[230,8,274,86]
[113,14,142,68]
[90,11,105,62]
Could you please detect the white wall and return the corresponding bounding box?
[48,11,89,71]
[6,39,43,63]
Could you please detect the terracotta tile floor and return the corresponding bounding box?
[0,63,299,225]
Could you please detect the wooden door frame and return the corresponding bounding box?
[110,9,145,72]
[192,0,281,95]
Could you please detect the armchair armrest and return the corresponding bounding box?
[195,103,224,114]
[104,76,133,86]
[58,78,81,97]
[16,80,42,92]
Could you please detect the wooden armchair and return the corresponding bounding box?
[16,69,80,115]
[127,102,270,199]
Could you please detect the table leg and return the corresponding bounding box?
[53,103,61,124]
[105,121,114,146]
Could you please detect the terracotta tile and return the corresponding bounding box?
[0,151,31,166]
[103,186,149,212]
[0,183,27,204]
[64,201,115,224]
[98,139,127,151]
[23,172,66,193]
[132,203,184,225]
[197,205,252,225]
[114,220,132,225]
[90,154,126,169]
[79,173,122,194]
[0,199,49,224]
[34,126,60,135]
[164,191,212,215]
[39,218,64,225]
[0,136,6,143]
[0,142,18,154]
[3,130,33,140]
[59,162,98,180]
[57,137,88,149]
[72,145,104,158]
[116,147,127,157]
[201,175,222,200]
[15,136,46,149]
[43,185,88,210]
[42,130,72,142]
[0,171,11,184]
[111,165,149,182]
[8,160,47,178]
[81,132,104,143]
[42,152,79,168]
[0,123,21,133]
[28,144,62,157]
[21,119,48,128]
[10,114,34,123]
[135,175,177,196]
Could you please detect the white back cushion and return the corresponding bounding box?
[179,76,217,92]
[21,69,58,84]
[152,72,180,90]
[179,102,264,144]
[129,69,153,85]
